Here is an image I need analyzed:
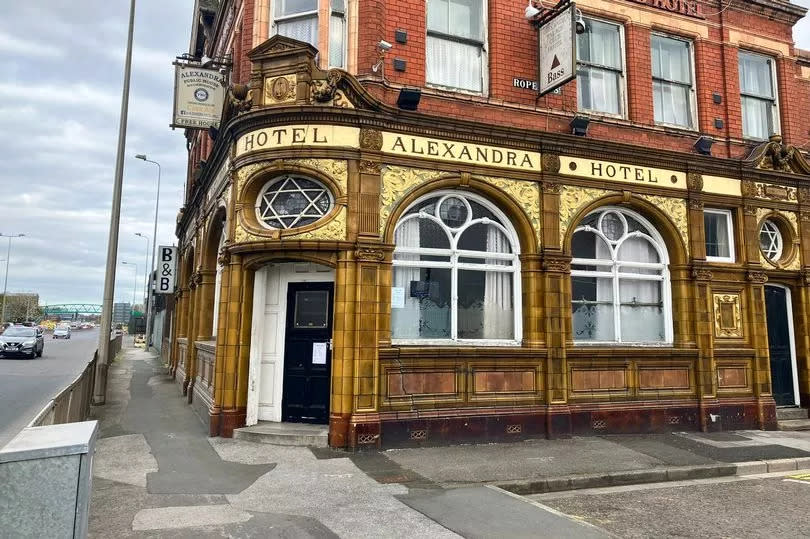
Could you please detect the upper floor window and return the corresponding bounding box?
[272,0,345,68]
[329,0,346,68]
[391,191,521,344]
[273,0,318,48]
[571,207,672,344]
[739,51,779,140]
[651,35,696,129]
[577,18,625,117]
[426,0,486,93]
[704,208,735,263]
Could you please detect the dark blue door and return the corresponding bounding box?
[282,282,334,423]
[765,286,794,406]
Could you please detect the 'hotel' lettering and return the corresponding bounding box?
[241,127,330,153]
[591,161,660,184]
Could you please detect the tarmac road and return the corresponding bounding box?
[0,327,100,448]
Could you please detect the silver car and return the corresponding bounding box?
[0,326,44,359]
[53,325,71,339]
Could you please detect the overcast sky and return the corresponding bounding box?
[0,2,808,306]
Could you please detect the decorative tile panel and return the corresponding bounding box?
[713,293,743,338]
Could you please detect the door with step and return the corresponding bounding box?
[765,285,798,406]
[282,282,334,423]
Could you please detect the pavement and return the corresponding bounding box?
[89,342,810,538]
[0,327,99,448]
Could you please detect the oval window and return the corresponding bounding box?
[759,219,783,262]
[256,175,334,230]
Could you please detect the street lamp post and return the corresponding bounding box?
[135,233,149,307]
[96,0,137,405]
[135,154,161,349]
[1,233,25,325]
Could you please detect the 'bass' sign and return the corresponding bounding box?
[156,246,178,294]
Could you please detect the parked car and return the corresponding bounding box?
[0,325,44,359]
[53,324,71,339]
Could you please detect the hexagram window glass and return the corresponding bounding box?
[759,220,783,261]
[256,175,334,230]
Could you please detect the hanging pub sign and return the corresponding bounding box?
[171,63,227,129]
[537,2,577,96]
[155,246,178,294]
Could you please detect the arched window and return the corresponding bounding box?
[255,175,333,230]
[212,225,226,338]
[391,191,521,344]
[759,219,783,262]
[571,207,672,344]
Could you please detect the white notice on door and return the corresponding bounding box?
[391,287,405,309]
[312,342,327,365]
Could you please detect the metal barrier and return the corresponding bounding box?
[28,335,123,427]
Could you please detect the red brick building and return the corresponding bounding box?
[171,0,810,448]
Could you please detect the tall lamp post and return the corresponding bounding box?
[96,0,137,405]
[135,233,150,306]
[135,154,161,349]
[1,233,25,325]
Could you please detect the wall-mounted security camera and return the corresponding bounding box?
[378,40,393,52]
[524,0,541,19]
[575,9,586,34]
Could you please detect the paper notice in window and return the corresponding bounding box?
[312,342,327,365]
[391,287,405,309]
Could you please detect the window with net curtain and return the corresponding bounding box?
[426,0,485,92]
[651,35,695,128]
[571,207,672,344]
[577,18,624,116]
[739,51,778,140]
[391,191,521,344]
[273,0,345,68]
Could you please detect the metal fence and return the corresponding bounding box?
[28,335,123,427]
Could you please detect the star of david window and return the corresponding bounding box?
[255,175,334,230]
[759,219,783,262]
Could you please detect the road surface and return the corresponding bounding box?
[0,328,99,448]
[531,470,810,538]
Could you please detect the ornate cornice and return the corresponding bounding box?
[355,247,386,262]
[692,268,713,281]
[744,135,810,176]
[747,271,768,284]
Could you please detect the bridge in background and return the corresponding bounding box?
[41,304,103,317]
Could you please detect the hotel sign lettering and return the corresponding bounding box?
[235,125,359,157]
[560,157,687,190]
[382,133,542,171]
[628,0,704,18]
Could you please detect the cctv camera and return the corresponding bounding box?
[524,4,541,19]
[575,9,586,34]
[378,40,393,52]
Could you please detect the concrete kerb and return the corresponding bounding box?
[499,458,810,495]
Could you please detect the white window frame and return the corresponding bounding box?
[576,16,627,119]
[571,206,673,346]
[425,0,489,95]
[704,208,735,263]
[651,33,698,131]
[739,50,781,140]
[760,219,783,262]
[270,0,319,48]
[391,190,521,346]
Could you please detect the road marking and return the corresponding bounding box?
[529,469,809,501]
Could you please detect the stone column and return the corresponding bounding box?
[542,257,572,438]
[330,250,356,447]
[170,288,185,378]
[219,253,245,436]
[210,255,231,436]
[183,272,198,396]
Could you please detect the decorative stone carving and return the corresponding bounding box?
[543,259,570,273]
[687,172,703,191]
[692,268,713,281]
[542,153,561,174]
[754,182,797,202]
[379,166,444,234]
[264,74,297,105]
[359,160,381,174]
[310,69,342,103]
[286,206,347,241]
[479,175,542,247]
[746,271,768,284]
[713,293,743,339]
[559,185,612,243]
[688,198,704,210]
[801,210,810,223]
[359,128,383,151]
[543,182,561,194]
[355,248,385,262]
[743,204,758,216]
[799,187,810,205]
[217,247,231,267]
[745,134,810,175]
[741,180,758,198]
[637,194,690,257]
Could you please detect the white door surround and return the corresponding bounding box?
[246,262,335,425]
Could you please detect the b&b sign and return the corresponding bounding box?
[156,246,178,294]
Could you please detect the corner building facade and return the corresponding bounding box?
[172,0,810,448]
